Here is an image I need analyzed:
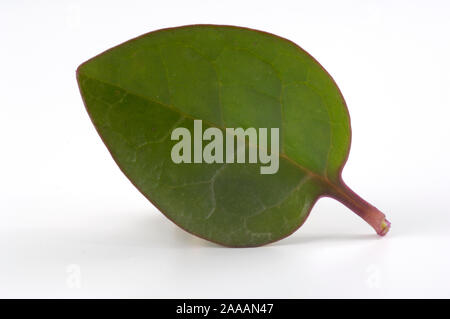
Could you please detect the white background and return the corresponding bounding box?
[1,0,449,298]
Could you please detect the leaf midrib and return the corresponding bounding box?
[78,71,345,199]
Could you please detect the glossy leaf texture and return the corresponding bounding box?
[77,25,389,247]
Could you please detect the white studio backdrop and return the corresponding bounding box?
[1,0,449,298]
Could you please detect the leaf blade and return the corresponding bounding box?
[77,25,357,246]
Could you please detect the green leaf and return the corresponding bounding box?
[77,25,390,247]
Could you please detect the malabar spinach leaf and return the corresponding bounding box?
[77,25,389,247]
